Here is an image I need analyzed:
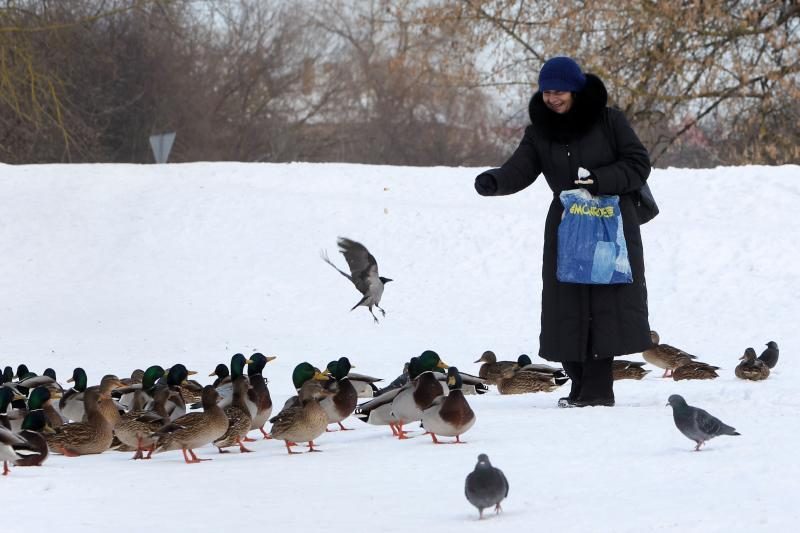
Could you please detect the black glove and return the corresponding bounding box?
[574,172,599,195]
[475,173,498,196]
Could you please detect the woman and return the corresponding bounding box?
[474,57,651,407]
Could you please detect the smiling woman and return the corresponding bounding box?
[473,56,653,408]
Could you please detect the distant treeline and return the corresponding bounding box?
[1,1,798,167]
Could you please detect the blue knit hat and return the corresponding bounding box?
[538,57,586,92]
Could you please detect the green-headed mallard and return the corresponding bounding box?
[735,348,770,381]
[152,385,229,463]
[672,361,720,381]
[247,353,276,439]
[216,354,256,416]
[497,355,567,394]
[1,425,40,475]
[390,351,448,439]
[642,331,697,377]
[213,373,254,453]
[321,357,358,431]
[612,360,651,381]
[27,386,65,428]
[1,388,27,432]
[14,410,50,467]
[45,387,116,456]
[421,367,475,444]
[474,351,518,385]
[269,377,336,454]
[59,367,88,422]
[280,362,330,411]
[114,365,169,459]
[160,364,191,420]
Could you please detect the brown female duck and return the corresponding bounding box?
[497,355,568,394]
[152,385,229,463]
[735,348,770,381]
[612,360,651,381]
[642,331,697,377]
[421,367,475,444]
[672,361,720,381]
[45,387,117,456]
[474,351,518,385]
[213,374,253,453]
[269,377,336,454]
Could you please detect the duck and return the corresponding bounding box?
[92,375,127,428]
[390,351,448,439]
[421,367,475,444]
[152,385,229,463]
[353,387,404,435]
[497,355,567,394]
[209,363,230,388]
[280,362,330,411]
[113,365,169,459]
[117,369,145,410]
[1,425,40,476]
[1,387,26,432]
[13,410,50,467]
[215,354,256,416]
[59,367,88,422]
[735,348,770,381]
[269,377,336,454]
[672,361,720,381]
[246,353,276,439]
[474,351,519,384]
[156,364,192,420]
[347,371,383,398]
[26,386,65,429]
[612,360,651,381]
[213,372,254,453]
[642,331,697,377]
[45,387,117,456]
[321,357,358,431]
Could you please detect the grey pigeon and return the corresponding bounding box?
[758,341,779,369]
[666,394,740,451]
[465,453,509,519]
[321,237,393,323]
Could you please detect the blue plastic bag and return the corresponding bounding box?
[557,189,632,285]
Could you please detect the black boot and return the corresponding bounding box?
[558,357,614,408]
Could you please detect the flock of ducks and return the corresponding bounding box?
[0,332,781,477]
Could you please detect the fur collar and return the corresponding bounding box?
[528,73,608,143]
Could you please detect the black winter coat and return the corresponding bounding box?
[477,74,651,362]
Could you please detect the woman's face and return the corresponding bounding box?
[543,91,573,114]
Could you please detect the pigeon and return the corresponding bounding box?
[666,394,740,451]
[465,453,509,519]
[321,237,392,323]
[758,341,779,369]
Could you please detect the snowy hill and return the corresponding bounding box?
[1,162,798,532]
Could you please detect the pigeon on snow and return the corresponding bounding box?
[321,237,392,323]
[465,453,509,519]
[666,394,740,451]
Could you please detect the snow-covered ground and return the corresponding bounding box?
[1,162,798,532]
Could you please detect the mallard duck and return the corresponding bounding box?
[14,410,50,467]
[246,353,275,439]
[156,364,192,420]
[215,354,256,416]
[1,425,40,475]
[91,375,127,427]
[26,386,65,428]
[45,387,117,456]
[390,351,448,439]
[353,387,404,434]
[321,357,358,431]
[1,366,14,384]
[612,360,651,381]
[152,385,229,463]
[497,355,568,394]
[280,362,330,411]
[421,367,475,444]
[117,369,144,410]
[213,373,254,453]
[209,364,230,387]
[672,361,720,381]
[474,351,518,384]
[269,377,336,454]
[114,365,169,459]
[735,348,770,381]
[347,371,383,398]
[642,331,697,377]
[1,388,27,432]
[59,367,88,422]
